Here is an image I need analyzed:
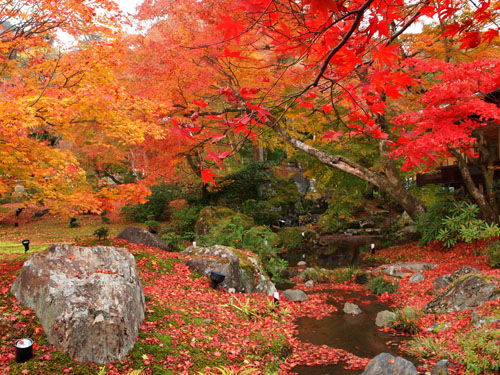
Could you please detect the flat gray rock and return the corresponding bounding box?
[409,272,426,283]
[117,226,169,250]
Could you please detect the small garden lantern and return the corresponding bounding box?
[273,291,280,307]
[15,338,33,363]
[21,240,30,253]
[210,271,225,289]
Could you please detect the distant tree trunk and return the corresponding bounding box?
[450,148,498,223]
[253,146,265,162]
[272,123,427,220]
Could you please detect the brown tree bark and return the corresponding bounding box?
[450,148,498,223]
[272,123,427,220]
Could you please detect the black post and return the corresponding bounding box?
[21,240,30,253]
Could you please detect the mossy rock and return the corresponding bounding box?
[182,245,276,295]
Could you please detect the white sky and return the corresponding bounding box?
[116,0,142,15]
[55,0,143,48]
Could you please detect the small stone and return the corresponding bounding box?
[431,360,448,375]
[409,272,426,283]
[228,288,236,294]
[203,318,211,324]
[297,261,307,268]
[305,280,314,287]
[343,302,362,315]
[282,289,308,302]
[362,353,417,375]
[375,310,396,328]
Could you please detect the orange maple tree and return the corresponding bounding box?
[0,0,170,214]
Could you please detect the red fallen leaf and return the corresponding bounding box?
[388,358,395,364]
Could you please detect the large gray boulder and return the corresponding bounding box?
[182,245,276,295]
[425,274,500,314]
[432,266,480,293]
[117,226,169,250]
[11,244,145,363]
[362,353,417,375]
[282,289,308,302]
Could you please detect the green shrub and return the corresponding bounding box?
[197,209,285,281]
[122,183,179,222]
[417,201,500,247]
[354,271,369,284]
[405,336,448,359]
[93,227,109,240]
[161,232,184,252]
[484,241,500,268]
[144,220,160,232]
[300,267,334,283]
[455,327,500,374]
[69,219,80,228]
[368,275,398,295]
[390,307,421,334]
[300,267,358,284]
[171,204,202,233]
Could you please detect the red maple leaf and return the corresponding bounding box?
[372,45,399,68]
[458,31,481,51]
[482,29,499,44]
[193,98,207,108]
[215,16,246,40]
[220,47,248,59]
[322,130,343,142]
[204,150,231,169]
[200,167,220,186]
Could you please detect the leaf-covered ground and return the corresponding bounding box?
[1,233,500,374]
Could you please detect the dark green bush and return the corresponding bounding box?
[69,219,80,228]
[122,183,179,222]
[484,241,500,268]
[417,201,500,247]
[368,275,398,295]
[93,227,109,240]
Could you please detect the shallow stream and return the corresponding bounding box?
[293,288,416,375]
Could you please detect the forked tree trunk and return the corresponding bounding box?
[272,123,427,220]
[450,149,499,223]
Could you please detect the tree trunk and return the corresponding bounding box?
[272,123,427,220]
[450,149,498,223]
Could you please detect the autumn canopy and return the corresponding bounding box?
[0,0,499,218]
